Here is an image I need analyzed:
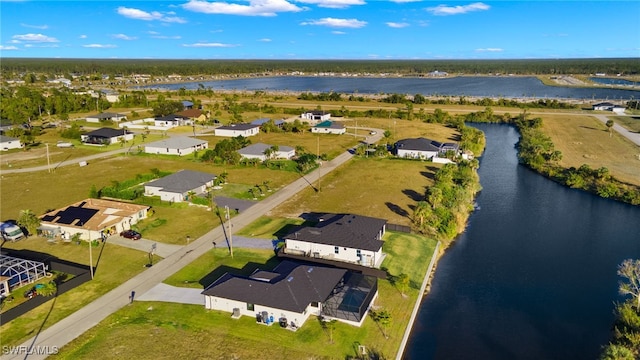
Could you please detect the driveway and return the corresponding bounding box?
[592,114,640,146]
[107,236,183,258]
[136,283,203,305]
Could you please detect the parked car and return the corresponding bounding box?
[120,230,141,240]
[369,131,377,135]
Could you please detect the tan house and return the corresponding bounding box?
[177,109,208,123]
[39,199,149,241]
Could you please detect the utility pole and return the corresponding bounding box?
[317,136,320,192]
[89,240,94,279]
[46,143,51,173]
[225,206,233,258]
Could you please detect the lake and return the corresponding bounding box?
[143,76,640,101]
[404,124,640,360]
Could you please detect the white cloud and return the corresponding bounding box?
[20,23,48,29]
[296,0,365,9]
[117,6,187,23]
[390,0,422,2]
[427,2,489,16]
[182,0,303,16]
[259,38,272,42]
[301,17,367,28]
[182,42,238,47]
[0,45,19,50]
[475,48,503,52]
[79,34,87,39]
[12,33,59,42]
[112,34,137,40]
[151,34,182,39]
[332,31,346,35]
[24,44,59,48]
[386,22,409,28]
[83,44,117,48]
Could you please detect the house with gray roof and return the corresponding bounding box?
[251,118,285,128]
[144,170,215,203]
[301,110,331,123]
[311,120,346,135]
[282,213,387,268]
[395,137,459,160]
[214,123,260,137]
[86,112,127,123]
[80,127,134,145]
[238,143,295,161]
[0,135,22,151]
[202,260,378,328]
[144,136,208,156]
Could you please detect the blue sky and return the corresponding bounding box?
[1,1,638,59]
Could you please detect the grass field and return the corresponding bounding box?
[56,231,437,359]
[0,238,160,347]
[269,156,441,226]
[610,115,640,133]
[540,114,640,186]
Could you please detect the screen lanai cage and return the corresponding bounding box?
[0,255,48,297]
[322,272,378,323]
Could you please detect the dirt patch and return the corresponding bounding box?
[552,76,586,86]
[2,147,61,162]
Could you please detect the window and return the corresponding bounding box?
[247,303,254,311]
[356,249,361,257]
[334,246,339,254]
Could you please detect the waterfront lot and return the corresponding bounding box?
[540,114,640,186]
[56,232,437,359]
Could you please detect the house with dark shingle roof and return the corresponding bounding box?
[144,170,215,202]
[395,137,459,160]
[301,110,331,122]
[202,260,378,328]
[311,120,346,135]
[153,114,192,128]
[80,127,134,145]
[214,123,260,137]
[282,213,387,268]
[144,136,208,156]
[238,143,295,161]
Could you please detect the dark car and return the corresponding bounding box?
[120,230,141,240]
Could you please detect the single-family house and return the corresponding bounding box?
[153,114,192,128]
[144,170,215,203]
[592,102,626,114]
[0,135,22,151]
[395,137,459,160]
[38,198,150,241]
[86,112,127,123]
[214,123,260,137]
[202,260,378,328]
[144,137,209,156]
[177,109,208,123]
[311,121,346,135]
[282,213,387,268]
[81,128,134,145]
[301,111,331,122]
[251,118,285,128]
[238,143,296,161]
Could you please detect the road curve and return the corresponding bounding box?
[1,150,353,360]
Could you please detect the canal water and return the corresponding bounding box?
[404,124,640,359]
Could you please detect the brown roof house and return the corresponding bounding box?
[39,199,149,241]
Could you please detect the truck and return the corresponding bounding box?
[0,221,25,242]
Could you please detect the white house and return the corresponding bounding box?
[301,111,331,122]
[0,135,22,151]
[282,213,387,268]
[39,198,149,241]
[238,143,296,161]
[144,170,215,203]
[214,123,260,137]
[311,121,346,135]
[395,137,459,160]
[202,260,378,328]
[80,128,134,145]
[592,102,626,114]
[86,112,127,123]
[144,137,208,156]
[153,114,193,128]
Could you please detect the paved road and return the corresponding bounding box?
[593,114,640,146]
[1,150,353,360]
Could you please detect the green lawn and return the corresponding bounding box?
[234,216,306,239]
[610,115,640,133]
[0,238,161,347]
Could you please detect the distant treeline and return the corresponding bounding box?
[1,58,638,77]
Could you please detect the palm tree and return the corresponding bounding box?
[37,281,57,297]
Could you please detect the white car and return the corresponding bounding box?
[369,131,377,135]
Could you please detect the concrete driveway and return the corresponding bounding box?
[136,283,203,305]
[107,236,183,258]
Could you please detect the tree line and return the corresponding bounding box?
[2,58,638,78]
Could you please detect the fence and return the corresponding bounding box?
[387,223,412,233]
